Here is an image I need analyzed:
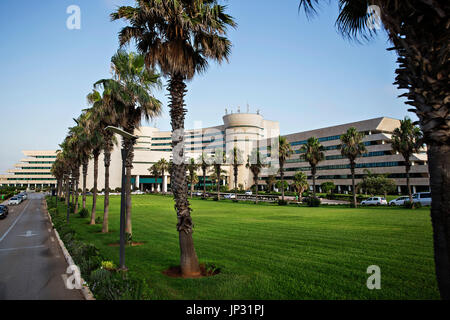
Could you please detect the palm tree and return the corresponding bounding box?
[391,117,423,204]
[187,158,199,198]
[246,149,265,204]
[211,149,227,200]
[198,152,210,198]
[149,163,161,193]
[340,127,367,208]
[228,146,243,193]
[301,137,324,198]
[278,136,294,202]
[298,0,450,300]
[266,174,276,193]
[113,0,235,277]
[95,50,161,236]
[292,171,308,201]
[87,89,119,233]
[157,158,169,193]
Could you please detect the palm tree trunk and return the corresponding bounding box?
[168,74,200,277]
[254,176,259,204]
[351,164,357,208]
[406,160,413,204]
[102,148,111,233]
[312,167,316,198]
[90,151,99,225]
[216,166,221,200]
[427,144,450,300]
[82,161,88,210]
[74,167,80,215]
[203,168,206,197]
[190,178,194,199]
[234,165,238,192]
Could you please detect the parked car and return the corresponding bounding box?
[8,197,21,205]
[224,193,236,199]
[19,193,27,200]
[194,192,203,197]
[0,205,8,219]
[361,197,387,206]
[412,192,432,206]
[16,195,25,203]
[132,190,145,195]
[245,190,253,196]
[389,196,410,206]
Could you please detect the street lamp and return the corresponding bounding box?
[105,126,138,271]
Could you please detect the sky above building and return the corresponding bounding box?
[0,0,414,173]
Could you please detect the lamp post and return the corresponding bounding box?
[105,126,137,271]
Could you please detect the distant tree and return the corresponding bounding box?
[149,163,161,193]
[340,127,367,208]
[278,136,294,202]
[266,175,276,193]
[198,152,210,198]
[292,171,309,201]
[246,149,265,204]
[321,181,335,194]
[276,180,289,194]
[211,149,227,200]
[301,137,324,198]
[228,146,243,193]
[187,158,199,199]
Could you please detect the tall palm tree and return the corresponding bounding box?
[299,0,450,300]
[95,50,161,236]
[278,136,294,202]
[187,158,199,198]
[292,171,308,201]
[391,117,423,204]
[212,149,227,200]
[340,127,367,208]
[113,0,235,278]
[301,137,324,198]
[266,174,276,193]
[228,146,243,193]
[246,149,265,204]
[198,152,210,198]
[87,89,119,233]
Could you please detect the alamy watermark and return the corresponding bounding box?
[62,264,82,290]
[66,5,81,30]
[366,265,381,290]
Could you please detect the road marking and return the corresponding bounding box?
[18,230,38,238]
[0,200,32,243]
[0,245,45,252]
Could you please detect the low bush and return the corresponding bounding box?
[78,208,89,218]
[95,216,102,225]
[305,197,321,207]
[404,201,422,209]
[277,200,288,206]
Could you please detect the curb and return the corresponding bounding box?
[44,199,96,301]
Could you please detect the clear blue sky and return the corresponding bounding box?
[0,0,413,173]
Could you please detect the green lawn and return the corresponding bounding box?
[55,195,439,299]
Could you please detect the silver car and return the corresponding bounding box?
[412,192,432,206]
[389,196,409,206]
[361,197,387,206]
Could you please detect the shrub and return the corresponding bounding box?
[101,261,117,271]
[78,208,89,218]
[213,196,219,201]
[89,269,148,300]
[404,201,422,209]
[305,197,321,207]
[278,200,288,206]
[95,216,102,225]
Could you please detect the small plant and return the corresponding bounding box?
[95,216,102,224]
[278,199,288,206]
[101,261,117,271]
[78,208,89,218]
[305,197,321,207]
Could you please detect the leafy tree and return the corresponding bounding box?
[266,175,276,193]
[211,149,227,200]
[298,0,450,299]
[340,127,367,208]
[276,180,289,193]
[301,137,324,198]
[391,117,423,203]
[157,158,170,193]
[198,152,210,198]
[113,0,235,277]
[321,181,335,194]
[149,163,161,193]
[278,136,294,202]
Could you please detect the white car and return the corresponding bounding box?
[224,193,236,199]
[194,192,203,196]
[245,190,253,195]
[389,196,409,206]
[8,197,21,205]
[132,190,145,195]
[412,192,432,206]
[361,197,387,206]
[20,193,27,200]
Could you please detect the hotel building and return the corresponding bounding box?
[0,115,430,194]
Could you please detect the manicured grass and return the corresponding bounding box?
[57,195,439,299]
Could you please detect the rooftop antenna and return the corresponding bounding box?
[246,102,250,113]
[257,109,260,115]
[225,108,228,115]
[237,106,241,113]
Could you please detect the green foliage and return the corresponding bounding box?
[95,216,103,225]
[305,197,321,207]
[321,182,335,194]
[278,199,288,206]
[101,261,117,271]
[78,208,89,218]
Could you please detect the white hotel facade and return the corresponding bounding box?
[0,113,430,194]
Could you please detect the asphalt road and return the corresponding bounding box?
[0,193,83,300]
